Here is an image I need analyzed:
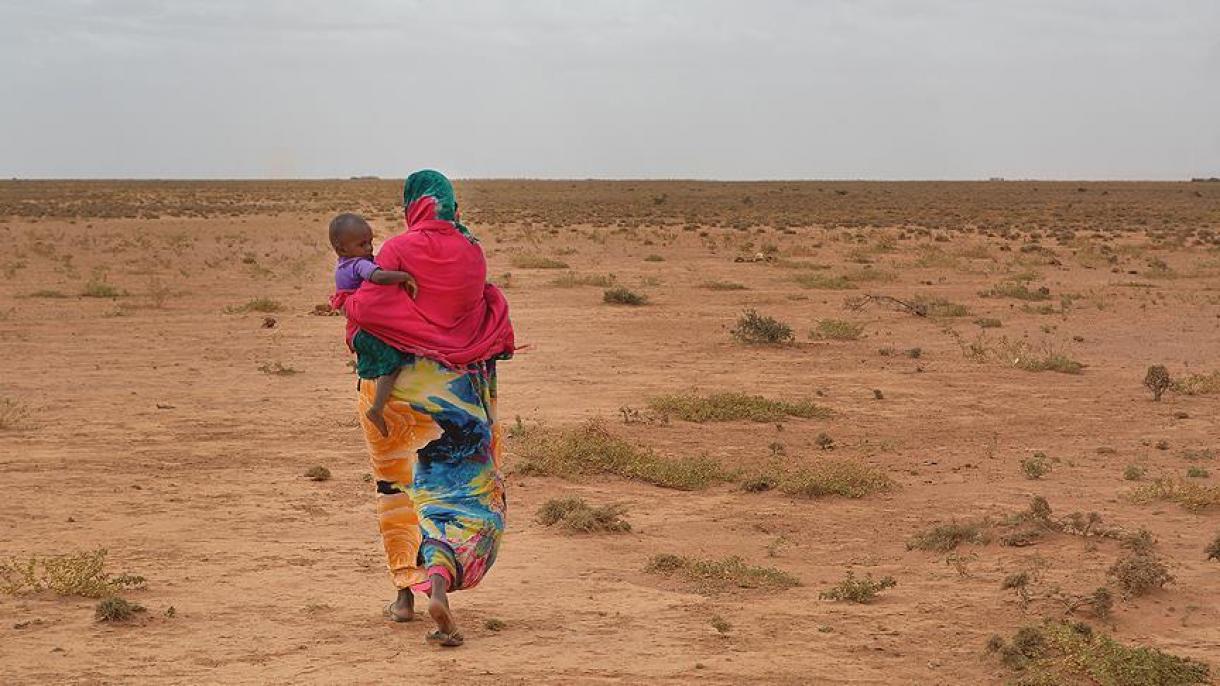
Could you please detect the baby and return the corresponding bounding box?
[330,213,417,436]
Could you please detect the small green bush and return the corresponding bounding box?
[819,572,896,603]
[731,309,794,345]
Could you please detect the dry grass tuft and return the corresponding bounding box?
[700,280,747,291]
[644,553,798,592]
[646,391,829,423]
[0,398,31,430]
[819,572,896,603]
[95,596,146,622]
[549,272,616,288]
[225,298,283,314]
[536,497,631,533]
[603,286,648,306]
[510,254,569,269]
[810,319,865,340]
[513,420,730,490]
[777,460,893,499]
[907,520,991,552]
[1172,371,1220,396]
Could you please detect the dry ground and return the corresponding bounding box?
[1,180,1219,684]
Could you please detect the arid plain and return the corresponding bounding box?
[1,180,1219,684]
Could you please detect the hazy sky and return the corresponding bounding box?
[1,0,1217,179]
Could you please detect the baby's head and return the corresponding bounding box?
[329,213,374,259]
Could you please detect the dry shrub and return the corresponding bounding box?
[1206,534,1220,561]
[646,391,829,423]
[907,520,990,552]
[1,549,145,598]
[603,286,648,305]
[644,554,798,592]
[987,619,1209,684]
[1129,478,1220,512]
[304,466,331,481]
[513,420,729,490]
[95,596,146,623]
[819,572,896,603]
[1108,553,1173,597]
[1143,365,1172,401]
[1172,371,1220,396]
[982,281,1051,301]
[536,497,630,533]
[731,309,794,345]
[912,296,970,317]
[810,319,864,341]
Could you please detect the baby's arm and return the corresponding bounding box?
[369,268,418,297]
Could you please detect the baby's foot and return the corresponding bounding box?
[366,407,389,437]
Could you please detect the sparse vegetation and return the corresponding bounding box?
[1,549,145,598]
[700,280,747,290]
[0,398,30,430]
[982,281,1051,301]
[225,298,283,314]
[710,614,732,634]
[81,275,123,298]
[730,309,794,345]
[95,596,146,623]
[647,391,828,423]
[1129,478,1220,512]
[511,254,569,269]
[1021,452,1052,480]
[258,361,300,376]
[549,272,616,288]
[810,319,864,341]
[987,619,1209,684]
[644,554,798,592]
[1206,534,1220,561]
[974,317,1002,328]
[777,459,892,499]
[603,286,648,306]
[912,296,970,317]
[513,420,730,490]
[1124,465,1146,481]
[907,520,990,552]
[793,273,855,290]
[304,466,331,481]
[536,497,631,533]
[1109,550,1173,597]
[1144,365,1172,401]
[819,572,896,603]
[483,618,506,631]
[1172,371,1220,396]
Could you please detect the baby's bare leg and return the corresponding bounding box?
[365,369,401,437]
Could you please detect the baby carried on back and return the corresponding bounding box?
[330,170,515,435]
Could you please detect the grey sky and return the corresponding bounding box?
[1,0,1217,179]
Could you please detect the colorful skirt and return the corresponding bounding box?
[359,357,506,594]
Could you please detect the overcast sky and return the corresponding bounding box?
[1,0,1217,179]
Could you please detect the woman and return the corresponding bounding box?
[344,170,514,647]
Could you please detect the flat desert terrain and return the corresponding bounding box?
[1,179,1219,685]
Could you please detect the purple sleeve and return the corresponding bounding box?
[354,258,380,281]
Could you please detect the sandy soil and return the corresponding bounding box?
[1,181,1218,684]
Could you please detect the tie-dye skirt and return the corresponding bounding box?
[359,357,506,594]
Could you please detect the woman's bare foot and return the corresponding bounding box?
[365,407,389,437]
[425,574,463,647]
[385,588,414,622]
